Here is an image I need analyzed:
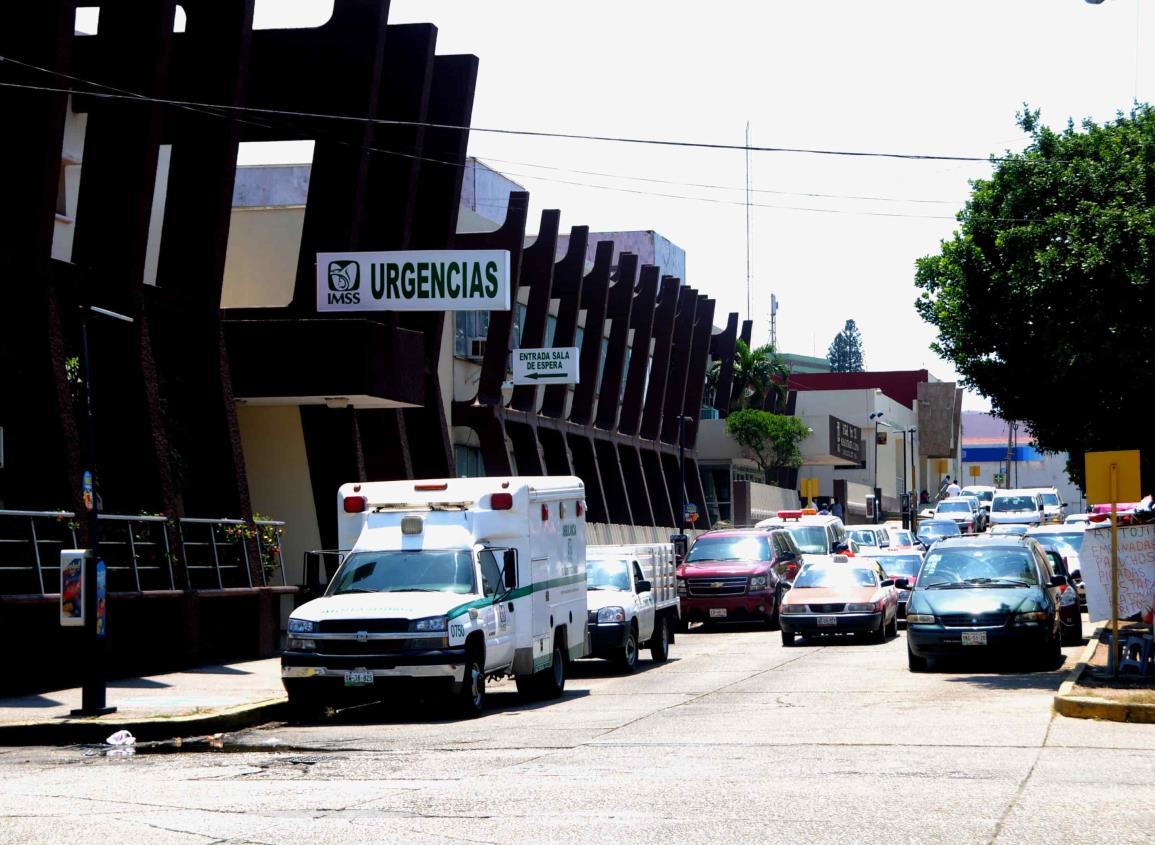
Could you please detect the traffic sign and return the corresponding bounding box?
[511,347,579,385]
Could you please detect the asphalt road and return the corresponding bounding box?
[1,620,1152,845]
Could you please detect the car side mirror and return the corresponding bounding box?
[636,579,652,593]
[880,578,895,587]
[894,578,911,590]
[778,551,796,563]
[503,549,518,589]
[1050,574,1068,587]
[832,542,848,554]
[1070,569,1081,581]
[779,582,792,591]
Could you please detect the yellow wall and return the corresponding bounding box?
[237,404,321,585]
[221,206,304,308]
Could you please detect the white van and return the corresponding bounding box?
[989,489,1046,527]
[1023,487,1066,523]
[282,477,590,718]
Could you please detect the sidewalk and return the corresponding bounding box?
[1055,622,1155,724]
[0,658,287,745]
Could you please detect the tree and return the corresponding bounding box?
[914,105,1155,491]
[827,320,865,372]
[712,340,791,412]
[724,409,809,483]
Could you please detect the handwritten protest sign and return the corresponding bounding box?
[1080,523,1155,623]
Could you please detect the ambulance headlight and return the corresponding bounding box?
[597,606,626,624]
[287,618,316,634]
[413,616,448,633]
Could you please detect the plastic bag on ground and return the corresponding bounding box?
[105,730,136,746]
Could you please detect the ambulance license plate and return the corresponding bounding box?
[961,631,987,646]
[709,608,727,618]
[817,615,837,627]
[344,670,374,686]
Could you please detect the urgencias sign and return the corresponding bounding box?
[316,250,510,312]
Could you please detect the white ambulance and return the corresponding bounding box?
[282,476,590,718]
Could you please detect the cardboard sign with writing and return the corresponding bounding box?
[1080,523,1155,623]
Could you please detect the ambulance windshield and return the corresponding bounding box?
[329,550,476,595]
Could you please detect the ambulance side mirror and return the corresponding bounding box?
[503,549,518,589]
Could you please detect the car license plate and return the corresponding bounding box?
[961,631,987,646]
[818,615,837,627]
[343,670,374,686]
[709,608,727,618]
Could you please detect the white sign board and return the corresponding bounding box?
[1080,523,1155,623]
[316,250,510,313]
[511,347,580,385]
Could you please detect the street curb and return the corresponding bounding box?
[0,697,288,746]
[1054,625,1155,724]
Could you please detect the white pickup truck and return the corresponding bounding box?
[282,476,590,718]
[585,543,680,672]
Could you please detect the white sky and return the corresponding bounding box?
[233,0,1151,411]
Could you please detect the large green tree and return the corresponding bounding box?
[915,106,1155,490]
[724,409,809,483]
[827,319,865,372]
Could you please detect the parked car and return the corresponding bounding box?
[676,529,800,628]
[934,497,982,534]
[847,526,892,552]
[1024,487,1066,524]
[902,535,1066,671]
[863,549,923,621]
[916,519,962,549]
[958,495,989,532]
[779,557,899,646]
[989,490,1046,527]
[585,544,681,671]
[1064,513,1095,526]
[756,511,854,559]
[1035,545,1083,645]
[961,485,996,515]
[1027,525,1088,609]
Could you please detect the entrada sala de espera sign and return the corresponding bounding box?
[316,250,510,312]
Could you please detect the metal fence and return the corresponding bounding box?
[0,510,286,596]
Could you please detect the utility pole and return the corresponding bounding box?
[72,304,133,717]
[745,121,752,324]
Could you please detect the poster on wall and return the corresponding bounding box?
[60,549,90,627]
[1080,523,1155,623]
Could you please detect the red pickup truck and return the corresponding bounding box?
[676,529,802,628]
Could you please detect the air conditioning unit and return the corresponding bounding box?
[466,337,487,360]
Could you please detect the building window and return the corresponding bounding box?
[455,444,483,478]
[455,311,490,358]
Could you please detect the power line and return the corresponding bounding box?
[0,58,1045,222]
[0,54,1007,163]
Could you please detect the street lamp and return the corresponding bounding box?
[72,303,134,717]
[677,415,694,530]
[869,412,884,523]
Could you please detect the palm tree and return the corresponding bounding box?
[721,340,790,412]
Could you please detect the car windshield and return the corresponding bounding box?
[784,525,827,554]
[329,550,476,595]
[879,555,921,576]
[1028,532,1084,554]
[993,496,1036,512]
[686,535,772,563]
[991,525,1029,536]
[793,565,878,589]
[849,530,879,545]
[964,489,994,503]
[587,559,631,590]
[919,521,961,537]
[1040,493,1060,506]
[919,548,1039,587]
[937,501,970,513]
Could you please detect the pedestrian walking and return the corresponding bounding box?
[831,498,845,520]
[946,477,961,498]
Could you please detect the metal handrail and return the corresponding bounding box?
[1,510,285,595]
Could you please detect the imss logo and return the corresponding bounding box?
[327,260,361,305]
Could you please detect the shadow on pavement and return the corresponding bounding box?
[568,658,672,679]
[937,655,1070,691]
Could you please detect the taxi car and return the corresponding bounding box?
[778,557,899,646]
[862,549,923,621]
